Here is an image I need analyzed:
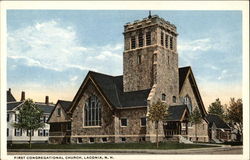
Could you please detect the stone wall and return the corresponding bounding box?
[48,103,68,123]
[71,81,115,143]
[179,73,209,142]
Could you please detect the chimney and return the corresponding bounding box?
[21,91,25,101]
[9,88,11,93]
[45,96,49,105]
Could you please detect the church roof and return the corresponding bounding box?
[69,66,206,113]
[166,105,188,121]
[206,114,231,129]
[89,71,150,108]
[7,90,16,102]
[178,66,190,92]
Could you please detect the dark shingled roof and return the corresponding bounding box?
[179,66,190,92]
[206,114,230,129]
[89,71,150,108]
[35,103,55,114]
[166,105,188,121]
[7,91,16,102]
[7,101,23,111]
[58,100,72,111]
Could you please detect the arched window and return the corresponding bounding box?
[184,95,192,112]
[172,96,176,103]
[84,95,101,126]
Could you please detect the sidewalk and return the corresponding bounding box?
[8,144,239,154]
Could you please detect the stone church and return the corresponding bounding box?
[48,14,209,144]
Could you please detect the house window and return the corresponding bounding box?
[203,124,205,130]
[84,95,101,126]
[38,129,43,136]
[162,94,166,101]
[14,129,22,136]
[120,118,128,127]
[131,36,136,49]
[89,137,95,143]
[121,137,126,142]
[146,32,151,45]
[26,130,34,136]
[102,137,108,143]
[170,37,173,50]
[138,32,144,47]
[184,96,192,112]
[165,34,169,48]
[15,114,18,122]
[137,55,142,64]
[44,130,49,136]
[57,108,61,117]
[7,128,9,137]
[173,96,177,103]
[7,113,9,122]
[161,32,164,46]
[140,117,146,127]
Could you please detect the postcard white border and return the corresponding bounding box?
[0,1,249,160]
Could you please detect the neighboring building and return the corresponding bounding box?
[48,14,209,144]
[206,114,231,143]
[7,90,54,144]
[47,100,72,144]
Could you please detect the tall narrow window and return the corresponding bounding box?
[165,34,169,48]
[162,94,166,101]
[131,36,136,49]
[184,95,192,112]
[7,128,9,137]
[140,117,146,127]
[57,108,61,117]
[161,32,164,46]
[153,64,157,84]
[170,37,173,50]
[138,32,144,47]
[137,55,142,64]
[146,32,151,46]
[84,95,101,126]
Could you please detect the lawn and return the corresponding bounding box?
[8,142,219,150]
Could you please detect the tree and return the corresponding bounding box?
[13,99,44,148]
[147,100,169,148]
[189,107,202,142]
[226,98,242,141]
[208,98,225,120]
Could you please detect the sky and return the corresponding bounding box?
[7,10,242,108]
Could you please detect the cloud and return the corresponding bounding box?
[8,19,123,75]
[178,38,212,52]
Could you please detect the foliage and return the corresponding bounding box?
[147,100,169,148]
[208,98,225,120]
[226,98,243,140]
[13,99,44,148]
[189,107,202,141]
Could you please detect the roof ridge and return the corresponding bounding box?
[89,70,116,77]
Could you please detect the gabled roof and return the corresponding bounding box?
[7,101,23,111]
[166,105,189,121]
[58,100,72,111]
[178,66,207,117]
[7,90,16,102]
[69,71,151,112]
[179,67,190,92]
[90,72,150,108]
[206,114,231,129]
[47,100,72,122]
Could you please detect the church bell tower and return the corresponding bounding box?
[123,14,179,104]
